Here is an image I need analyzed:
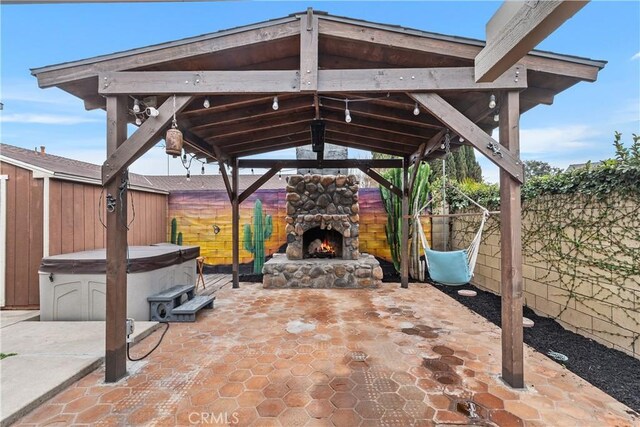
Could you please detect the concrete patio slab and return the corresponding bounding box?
[12,283,639,426]
[0,311,39,329]
[0,320,159,426]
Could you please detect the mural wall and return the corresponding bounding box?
[168,188,394,265]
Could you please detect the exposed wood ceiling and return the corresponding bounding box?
[31,10,605,162]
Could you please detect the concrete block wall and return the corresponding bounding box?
[449,210,640,359]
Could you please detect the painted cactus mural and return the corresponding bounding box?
[243,199,273,273]
[171,218,178,244]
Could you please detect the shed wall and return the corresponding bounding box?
[1,160,168,308]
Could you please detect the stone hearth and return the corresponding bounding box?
[263,254,382,289]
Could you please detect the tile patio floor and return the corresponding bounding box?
[16,283,638,426]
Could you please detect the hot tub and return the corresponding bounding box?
[38,245,199,321]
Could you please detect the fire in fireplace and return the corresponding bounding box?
[303,228,342,259]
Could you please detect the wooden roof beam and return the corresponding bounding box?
[98,66,526,95]
[238,159,404,169]
[300,8,319,92]
[411,92,524,183]
[102,95,193,184]
[475,1,588,82]
[32,19,300,88]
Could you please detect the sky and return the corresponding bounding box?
[1,1,639,183]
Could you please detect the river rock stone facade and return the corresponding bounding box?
[284,174,360,260]
[263,173,382,289]
[263,254,382,289]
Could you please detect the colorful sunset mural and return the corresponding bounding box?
[168,188,430,266]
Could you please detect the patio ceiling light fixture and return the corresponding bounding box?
[272,96,279,111]
[344,100,352,123]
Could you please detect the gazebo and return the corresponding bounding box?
[31,8,604,387]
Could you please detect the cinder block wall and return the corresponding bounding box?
[450,209,640,359]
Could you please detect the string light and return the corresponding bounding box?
[251,168,254,175]
[413,103,420,116]
[459,136,465,143]
[278,171,282,180]
[203,97,210,109]
[344,100,352,123]
[489,94,496,109]
[272,96,279,111]
[494,110,500,122]
[135,117,142,126]
[133,99,141,113]
[201,164,205,175]
[186,170,191,181]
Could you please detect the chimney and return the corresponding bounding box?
[40,146,46,156]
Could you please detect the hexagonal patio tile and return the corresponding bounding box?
[330,408,362,427]
[256,399,286,417]
[330,392,358,409]
[305,399,334,418]
[329,377,355,392]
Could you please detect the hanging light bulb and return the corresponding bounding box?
[413,102,420,116]
[459,136,465,143]
[135,117,142,126]
[344,100,352,123]
[272,96,279,111]
[186,170,191,181]
[133,99,141,113]
[203,97,210,109]
[440,142,446,150]
[278,171,282,180]
[489,94,496,109]
[201,164,205,175]
[494,110,500,122]
[182,151,187,161]
[251,168,254,175]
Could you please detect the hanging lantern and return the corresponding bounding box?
[165,125,183,157]
[165,95,183,157]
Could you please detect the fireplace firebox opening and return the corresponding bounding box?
[303,227,343,259]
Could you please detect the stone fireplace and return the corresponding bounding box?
[284,174,359,260]
[263,173,382,289]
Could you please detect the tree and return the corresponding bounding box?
[524,160,562,180]
[429,146,482,182]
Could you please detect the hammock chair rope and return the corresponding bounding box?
[413,130,490,285]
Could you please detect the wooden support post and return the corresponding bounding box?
[105,95,128,383]
[401,156,410,289]
[231,157,240,289]
[499,91,524,388]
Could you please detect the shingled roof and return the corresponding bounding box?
[0,143,292,193]
[0,144,165,193]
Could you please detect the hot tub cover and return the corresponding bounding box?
[39,245,199,274]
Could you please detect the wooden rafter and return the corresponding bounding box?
[408,142,427,192]
[33,19,300,88]
[238,166,282,204]
[476,0,588,82]
[410,93,524,183]
[102,95,193,185]
[357,166,402,198]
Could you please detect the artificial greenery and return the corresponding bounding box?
[448,133,640,348]
[0,353,17,360]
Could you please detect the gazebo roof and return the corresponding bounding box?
[31,10,606,161]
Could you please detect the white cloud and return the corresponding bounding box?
[0,113,99,125]
[1,81,80,107]
[632,52,640,60]
[519,125,597,155]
